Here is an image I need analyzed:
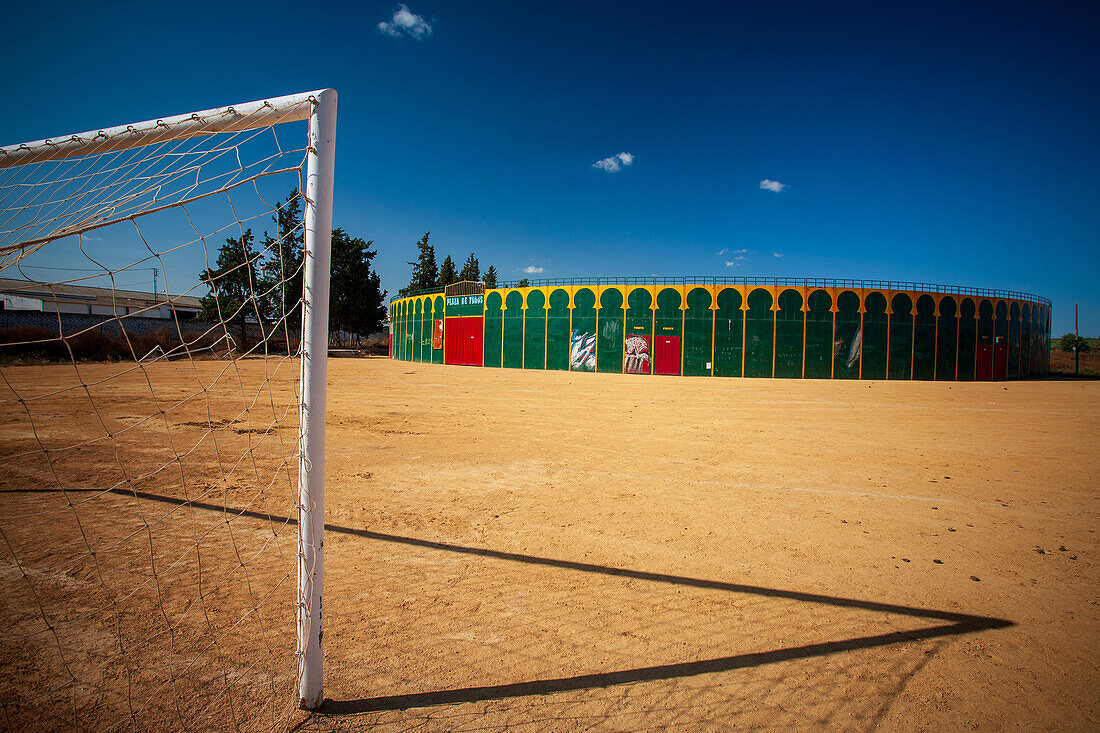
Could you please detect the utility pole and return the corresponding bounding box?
[152,268,158,304]
[1075,303,1079,376]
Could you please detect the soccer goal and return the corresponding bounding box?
[0,90,335,728]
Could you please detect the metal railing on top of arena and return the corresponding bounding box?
[391,276,1051,307]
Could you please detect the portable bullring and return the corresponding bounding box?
[390,278,1051,381]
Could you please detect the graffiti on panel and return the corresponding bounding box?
[433,319,443,349]
[570,330,596,371]
[624,334,650,374]
[833,327,862,368]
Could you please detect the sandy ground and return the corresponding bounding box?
[0,356,1096,731]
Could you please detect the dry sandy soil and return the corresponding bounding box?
[0,356,1096,731]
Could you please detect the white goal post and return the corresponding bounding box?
[0,89,335,721]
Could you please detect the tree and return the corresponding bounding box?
[458,252,480,282]
[329,228,387,345]
[259,190,303,333]
[198,229,262,350]
[517,278,530,287]
[483,265,498,288]
[439,255,458,287]
[403,231,438,295]
[1059,333,1090,353]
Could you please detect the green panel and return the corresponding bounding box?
[413,299,424,362]
[935,296,958,380]
[713,288,743,377]
[655,288,682,337]
[523,290,546,369]
[483,291,503,368]
[913,295,936,380]
[502,290,524,368]
[745,288,773,378]
[683,288,713,376]
[597,288,625,373]
[888,293,913,380]
[571,288,597,371]
[433,296,445,363]
[774,289,803,379]
[862,292,888,380]
[399,302,407,360]
[804,290,832,379]
[833,291,861,380]
[957,298,977,381]
[546,289,570,371]
[1008,303,1022,379]
[421,298,434,361]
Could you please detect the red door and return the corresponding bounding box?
[993,343,1008,381]
[976,344,993,381]
[654,336,681,375]
[444,317,484,366]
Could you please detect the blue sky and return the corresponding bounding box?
[1,1,1096,334]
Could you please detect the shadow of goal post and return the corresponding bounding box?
[0,89,337,712]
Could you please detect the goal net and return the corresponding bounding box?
[0,90,335,730]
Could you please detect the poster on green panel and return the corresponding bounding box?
[546,289,570,371]
[832,291,861,379]
[957,299,977,381]
[683,288,712,376]
[570,289,597,371]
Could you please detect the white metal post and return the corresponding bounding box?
[298,88,336,710]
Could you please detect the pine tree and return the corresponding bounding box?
[439,255,458,287]
[483,265,498,288]
[404,231,438,294]
[198,229,262,350]
[259,190,303,332]
[330,228,386,345]
[458,252,480,282]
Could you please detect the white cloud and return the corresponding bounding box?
[592,151,634,172]
[773,252,784,258]
[759,179,786,192]
[724,261,741,268]
[378,4,433,39]
[733,248,747,254]
[735,255,744,260]
[717,248,728,255]
[523,265,544,274]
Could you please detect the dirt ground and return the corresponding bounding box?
[0,356,1096,731]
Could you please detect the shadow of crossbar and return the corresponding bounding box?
[29,486,1012,714]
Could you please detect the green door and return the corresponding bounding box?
[889,293,913,380]
[957,298,977,381]
[804,290,832,379]
[833,291,861,379]
[936,296,958,380]
[913,295,936,380]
